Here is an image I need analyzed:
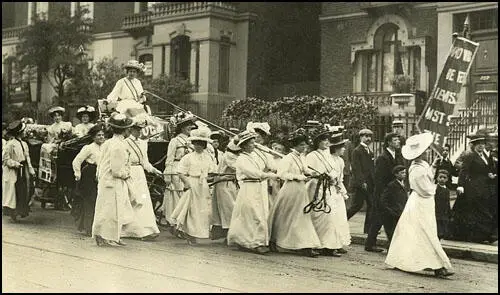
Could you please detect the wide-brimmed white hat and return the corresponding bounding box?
[124,60,144,72]
[402,132,434,160]
[235,130,257,147]
[188,126,213,143]
[226,136,241,152]
[246,122,271,135]
[48,106,65,116]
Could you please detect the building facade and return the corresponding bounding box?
[320,2,497,115]
[2,2,321,120]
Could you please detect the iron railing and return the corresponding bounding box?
[2,25,29,40]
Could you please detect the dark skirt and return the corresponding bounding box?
[449,180,495,243]
[73,163,98,235]
[6,161,31,218]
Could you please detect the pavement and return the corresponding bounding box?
[2,202,498,293]
[348,210,498,264]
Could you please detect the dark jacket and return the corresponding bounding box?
[350,144,375,191]
[433,157,458,188]
[458,152,495,193]
[435,184,451,221]
[379,179,408,218]
[374,148,405,199]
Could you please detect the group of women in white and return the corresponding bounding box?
[161,113,352,257]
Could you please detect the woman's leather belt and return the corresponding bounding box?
[240,178,263,183]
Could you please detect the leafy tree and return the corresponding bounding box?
[142,74,194,101]
[16,7,93,105]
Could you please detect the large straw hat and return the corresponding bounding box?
[48,106,65,116]
[171,111,197,128]
[76,105,96,120]
[329,132,349,146]
[188,126,213,143]
[123,60,144,72]
[108,113,134,129]
[6,120,26,136]
[246,122,271,136]
[401,132,434,160]
[234,130,257,147]
[287,128,308,147]
[226,136,241,152]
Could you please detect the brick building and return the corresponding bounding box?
[2,2,321,120]
[320,2,497,115]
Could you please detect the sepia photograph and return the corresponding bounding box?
[2,1,498,293]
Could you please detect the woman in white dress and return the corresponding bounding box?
[385,132,454,278]
[268,128,322,257]
[328,132,351,253]
[72,123,106,236]
[162,111,197,232]
[171,126,217,244]
[210,136,241,240]
[106,60,147,104]
[305,126,345,257]
[92,113,135,247]
[121,117,163,241]
[227,131,278,255]
[73,106,96,138]
[2,121,36,222]
[46,106,73,143]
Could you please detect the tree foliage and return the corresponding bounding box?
[222,95,379,139]
[142,74,195,101]
[16,7,93,103]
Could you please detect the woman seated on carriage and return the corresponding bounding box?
[73,106,96,138]
[46,106,73,143]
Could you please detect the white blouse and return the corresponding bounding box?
[106,77,145,103]
[72,142,102,178]
[178,151,217,183]
[47,121,73,143]
[73,123,95,138]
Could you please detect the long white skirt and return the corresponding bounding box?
[2,167,17,209]
[211,180,238,229]
[305,180,351,249]
[163,165,184,224]
[269,180,322,250]
[227,181,269,248]
[171,176,212,239]
[92,178,135,242]
[385,192,453,272]
[121,166,160,238]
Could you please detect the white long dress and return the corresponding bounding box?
[268,150,322,250]
[305,149,351,249]
[92,134,135,242]
[227,152,271,249]
[163,134,193,225]
[121,135,160,238]
[106,77,145,103]
[171,150,217,239]
[211,150,239,229]
[385,160,453,272]
[252,149,276,211]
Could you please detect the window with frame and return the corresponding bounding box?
[170,35,191,80]
[218,36,230,93]
[453,9,498,34]
[353,23,420,93]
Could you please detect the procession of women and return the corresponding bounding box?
[3,60,498,281]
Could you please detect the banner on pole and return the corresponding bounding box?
[416,37,479,155]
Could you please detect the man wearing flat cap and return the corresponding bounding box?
[347,128,375,234]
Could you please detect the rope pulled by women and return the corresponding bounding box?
[303,172,333,214]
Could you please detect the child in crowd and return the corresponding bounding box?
[435,169,451,240]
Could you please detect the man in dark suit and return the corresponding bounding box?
[379,165,408,244]
[347,128,375,234]
[365,132,404,252]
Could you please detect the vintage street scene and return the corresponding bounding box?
[2,2,498,293]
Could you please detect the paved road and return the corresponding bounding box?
[2,205,498,293]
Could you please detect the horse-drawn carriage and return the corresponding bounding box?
[27,100,172,218]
